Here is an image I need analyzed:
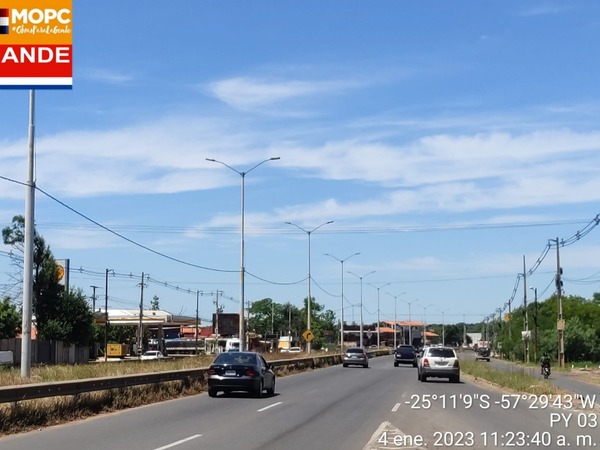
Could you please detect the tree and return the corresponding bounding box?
[151,295,160,310]
[2,215,94,346]
[300,296,337,350]
[0,297,20,339]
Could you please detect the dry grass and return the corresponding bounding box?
[461,360,560,395]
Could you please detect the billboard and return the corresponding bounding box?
[0,1,72,89]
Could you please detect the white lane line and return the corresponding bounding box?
[153,434,202,450]
[257,401,283,412]
[391,402,401,413]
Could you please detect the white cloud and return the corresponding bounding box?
[207,77,362,110]
[78,68,136,84]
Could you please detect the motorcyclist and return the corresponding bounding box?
[540,352,551,376]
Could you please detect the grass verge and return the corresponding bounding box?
[460,360,560,395]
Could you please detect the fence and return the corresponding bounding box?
[0,338,88,365]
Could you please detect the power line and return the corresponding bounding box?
[34,185,238,274]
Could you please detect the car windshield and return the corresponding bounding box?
[346,348,364,354]
[214,352,256,365]
[428,348,455,358]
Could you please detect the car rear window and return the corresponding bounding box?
[214,352,256,364]
[347,348,364,354]
[428,348,455,358]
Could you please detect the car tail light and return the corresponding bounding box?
[422,358,430,367]
[245,369,256,377]
[453,360,459,368]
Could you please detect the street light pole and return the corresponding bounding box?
[420,304,432,347]
[437,308,451,346]
[286,221,334,354]
[325,252,360,352]
[348,270,375,348]
[370,283,390,347]
[206,157,280,351]
[386,292,406,348]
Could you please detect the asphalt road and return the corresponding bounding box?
[1,354,598,450]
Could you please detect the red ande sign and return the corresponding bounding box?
[0,1,72,89]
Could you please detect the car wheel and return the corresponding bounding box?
[452,374,460,383]
[364,363,369,368]
[254,380,264,398]
[343,364,348,368]
[417,371,421,381]
[208,388,218,398]
[266,378,275,396]
[394,362,398,367]
[486,358,490,362]
[420,374,427,382]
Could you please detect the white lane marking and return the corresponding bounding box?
[153,434,202,450]
[391,402,401,413]
[257,401,283,412]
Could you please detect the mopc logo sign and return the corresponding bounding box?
[0,0,72,89]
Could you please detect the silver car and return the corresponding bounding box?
[342,347,369,368]
[417,346,460,383]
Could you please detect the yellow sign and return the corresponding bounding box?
[302,329,314,342]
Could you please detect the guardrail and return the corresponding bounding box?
[0,350,387,404]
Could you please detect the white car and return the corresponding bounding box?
[417,346,460,383]
[140,350,165,360]
[288,347,302,353]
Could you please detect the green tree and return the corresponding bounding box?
[151,295,160,310]
[300,296,337,350]
[0,297,20,339]
[2,215,94,346]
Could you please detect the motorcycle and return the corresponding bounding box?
[541,364,550,379]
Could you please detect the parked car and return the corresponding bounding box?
[207,351,276,398]
[475,346,491,362]
[140,350,165,360]
[342,347,369,368]
[394,345,417,367]
[417,346,460,383]
[288,347,302,353]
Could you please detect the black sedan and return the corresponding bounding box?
[207,351,276,397]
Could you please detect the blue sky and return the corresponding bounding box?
[2,1,600,328]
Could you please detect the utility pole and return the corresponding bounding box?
[137,273,145,356]
[523,256,529,364]
[554,238,565,368]
[90,285,99,312]
[215,290,221,341]
[195,290,200,355]
[104,269,110,362]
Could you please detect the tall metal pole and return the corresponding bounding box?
[195,290,200,354]
[325,252,360,352]
[206,157,280,351]
[240,172,245,350]
[386,292,406,347]
[21,90,36,379]
[394,297,397,347]
[286,221,333,354]
[370,283,390,347]
[104,269,109,362]
[138,272,145,356]
[348,271,375,348]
